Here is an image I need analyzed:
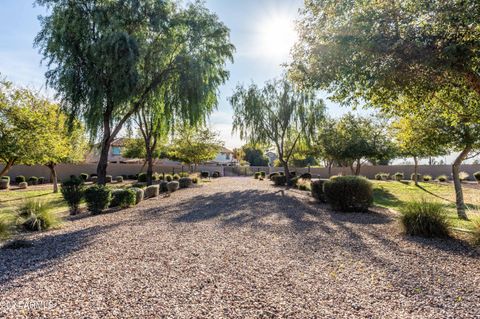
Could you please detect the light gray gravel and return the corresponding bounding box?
[0,177,479,318]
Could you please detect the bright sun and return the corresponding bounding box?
[258,15,298,59]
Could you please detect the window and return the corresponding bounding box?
[112,146,122,156]
[226,153,230,160]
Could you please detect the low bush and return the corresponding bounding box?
[374,173,383,180]
[165,174,173,182]
[474,171,480,183]
[212,171,221,178]
[110,189,136,208]
[18,182,28,189]
[128,187,144,205]
[15,175,26,184]
[145,185,160,198]
[159,181,168,192]
[1,176,10,183]
[192,177,198,184]
[324,176,373,212]
[28,176,38,186]
[38,177,45,184]
[260,171,266,178]
[115,176,124,183]
[399,199,450,238]
[0,179,9,190]
[459,171,470,181]
[394,172,404,181]
[269,172,279,180]
[254,172,261,179]
[60,177,85,215]
[300,173,312,180]
[138,173,147,182]
[410,173,421,181]
[167,181,180,192]
[127,174,136,180]
[84,185,112,214]
[311,179,327,203]
[289,176,300,187]
[172,174,180,181]
[436,175,448,182]
[179,177,192,188]
[273,175,287,186]
[17,200,61,231]
[178,172,189,178]
[200,171,209,178]
[422,175,432,182]
[79,173,89,182]
[105,175,113,183]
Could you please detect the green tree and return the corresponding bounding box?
[230,78,325,182]
[290,0,480,113]
[168,126,223,169]
[35,0,233,185]
[241,144,269,167]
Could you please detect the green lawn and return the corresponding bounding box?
[372,180,480,231]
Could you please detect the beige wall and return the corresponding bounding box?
[1,163,224,182]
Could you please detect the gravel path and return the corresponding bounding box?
[1,177,479,318]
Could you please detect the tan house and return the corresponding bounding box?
[85,138,142,164]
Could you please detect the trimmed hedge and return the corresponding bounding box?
[179,177,192,188]
[323,176,373,212]
[85,185,112,214]
[0,179,10,190]
[28,176,38,186]
[115,176,124,183]
[15,175,26,184]
[138,173,147,182]
[311,179,328,203]
[167,181,180,192]
[200,171,209,178]
[159,181,168,192]
[272,175,286,186]
[145,185,160,198]
[18,182,28,189]
[110,189,136,208]
[60,177,85,215]
[38,177,45,184]
[129,187,144,205]
[105,175,113,183]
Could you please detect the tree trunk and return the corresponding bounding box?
[328,162,332,177]
[350,162,355,175]
[47,163,58,193]
[452,146,471,220]
[413,156,419,186]
[0,159,15,177]
[97,114,112,185]
[283,160,290,186]
[355,158,361,175]
[146,148,154,186]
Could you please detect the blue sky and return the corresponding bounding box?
[0,0,360,149]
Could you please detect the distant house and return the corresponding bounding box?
[85,138,142,164]
[205,147,239,166]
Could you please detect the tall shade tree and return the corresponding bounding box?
[230,78,325,181]
[290,0,480,116]
[168,126,223,169]
[35,0,233,185]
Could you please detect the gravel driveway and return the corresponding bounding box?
[1,177,479,318]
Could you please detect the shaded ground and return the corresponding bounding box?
[0,177,479,318]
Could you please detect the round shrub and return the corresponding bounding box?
[254,172,261,179]
[84,185,112,214]
[192,177,198,184]
[110,189,136,208]
[60,177,85,215]
[18,182,28,189]
[115,176,124,183]
[200,171,209,178]
[127,174,136,180]
[0,179,10,190]
[27,176,38,186]
[172,174,180,181]
[272,175,287,186]
[179,172,189,178]
[167,181,180,192]
[105,175,113,183]
[159,181,168,192]
[15,175,26,184]
[394,172,404,181]
[459,171,470,181]
[138,173,147,183]
[38,177,45,184]
[300,173,312,180]
[145,185,160,198]
[400,199,450,238]
[436,175,448,182]
[165,174,173,182]
[374,173,382,180]
[311,179,328,203]
[79,173,89,182]
[269,172,279,180]
[212,171,221,178]
[179,177,192,189]
[410,173,421,181]
[422,175,432,182]
[474,171,480,182]
[128,187,144,205]
[260,171,266,178]
[323,176,373,212]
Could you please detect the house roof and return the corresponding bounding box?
[220,146,234,154]
[111,138,128,147]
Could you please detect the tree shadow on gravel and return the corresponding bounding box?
[0,223,119,286]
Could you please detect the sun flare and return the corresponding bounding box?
[258,15,298,59]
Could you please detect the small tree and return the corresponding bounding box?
[230,78,325,182]
[168,126,223,169]
[241,144,269,166]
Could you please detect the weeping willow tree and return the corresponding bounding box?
[35,0,233,185]
[230,78,325,182]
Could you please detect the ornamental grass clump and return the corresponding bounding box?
[84,185,112,214]
[323,176,373,212]
[399,199,450,238]
[60,177,85,215]
[17,200,61,231]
